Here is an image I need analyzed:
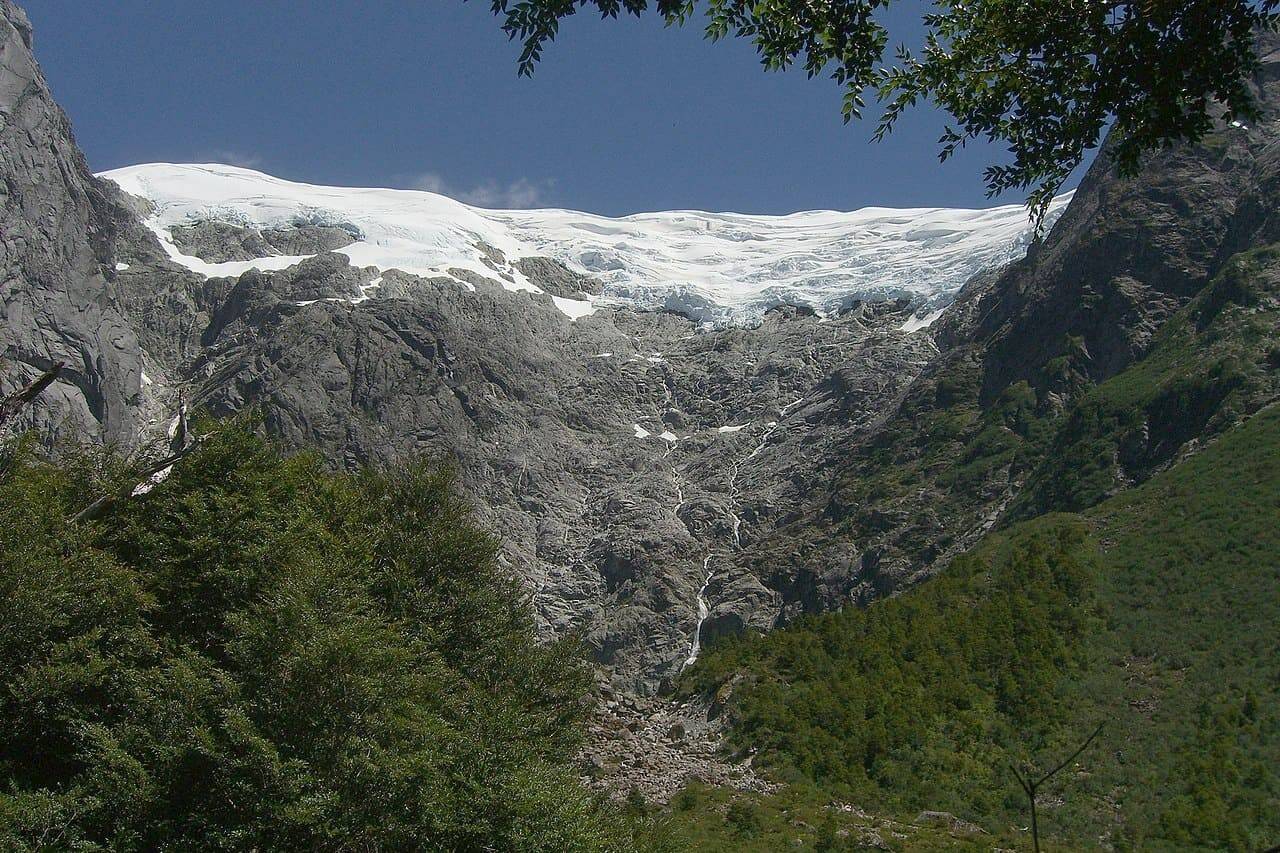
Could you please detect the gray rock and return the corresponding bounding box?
[155,256,934,691]
[170,221,276,262]
[512,256,604,297]
[0,0,164,446]
[914,811,984,836]
[169,220,359,262]
[263,224,360,256]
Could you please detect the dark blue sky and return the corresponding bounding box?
[27,1,1089,215]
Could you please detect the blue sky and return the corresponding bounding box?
[28,1,1090,216]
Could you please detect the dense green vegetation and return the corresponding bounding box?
[1014,243,1280,517]
[680,401,1280,850]
[671,243,1280,851]
[0,427,664,851]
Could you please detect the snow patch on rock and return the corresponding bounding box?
[900,306,947,333]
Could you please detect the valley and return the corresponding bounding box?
[2,1,1278,847]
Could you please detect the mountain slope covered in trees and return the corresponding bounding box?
[672,221,1280,850]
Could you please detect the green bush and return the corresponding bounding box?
[0,426,647,851]
[725,800,763,838]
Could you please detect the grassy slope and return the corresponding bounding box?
[662,247,1280,851]
[1071,405,1279,850]
[666,404,1278,851]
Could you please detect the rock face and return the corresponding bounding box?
[0,0,161,446]
[5,0,1278,701]
[511,256,604,298]
[970,91,1280,399]
[182,275,935,689]
[0,0,943,691]
[169,220,360,263]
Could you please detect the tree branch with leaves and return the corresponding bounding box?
[478,0,1279,226]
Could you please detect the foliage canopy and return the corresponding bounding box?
[481,0,1280,223]
[0,426,658,851]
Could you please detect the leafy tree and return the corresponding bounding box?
[0,425,653,851]
[478,0,1279,223]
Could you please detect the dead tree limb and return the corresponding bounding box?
[68,435,207,525]
[0,362,64,432]
[1011,722,1105,853]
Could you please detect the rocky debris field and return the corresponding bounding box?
[580,685,776,803]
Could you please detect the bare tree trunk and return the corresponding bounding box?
[1010,722,1104,852]
[69,427,201,524]
[1029,790,1039,852]
[0,362,204,521]
[0,363,65,481]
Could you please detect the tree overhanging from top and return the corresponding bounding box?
[479,0,1280,226]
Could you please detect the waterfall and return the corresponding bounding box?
[682,553,715,670]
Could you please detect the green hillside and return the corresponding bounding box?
[675,402,1278,850]
[670,247,1280,851]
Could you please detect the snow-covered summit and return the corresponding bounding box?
[102,163,1069,324]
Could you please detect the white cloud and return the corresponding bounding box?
[409,172,552,209]
[410,172,450,194]
[195,149,264,169]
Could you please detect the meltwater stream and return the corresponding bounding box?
[680,408,798,671]
[682,553,715,670]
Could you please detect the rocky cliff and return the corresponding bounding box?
[0,1,158,445]
[0,0,967,693]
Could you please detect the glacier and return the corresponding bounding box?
[102,162,1069,325]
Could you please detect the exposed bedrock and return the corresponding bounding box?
[172,261,936,690]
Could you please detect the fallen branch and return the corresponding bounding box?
[0,362,64,432]
[68,436,205,525]
[69,394,199,524]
